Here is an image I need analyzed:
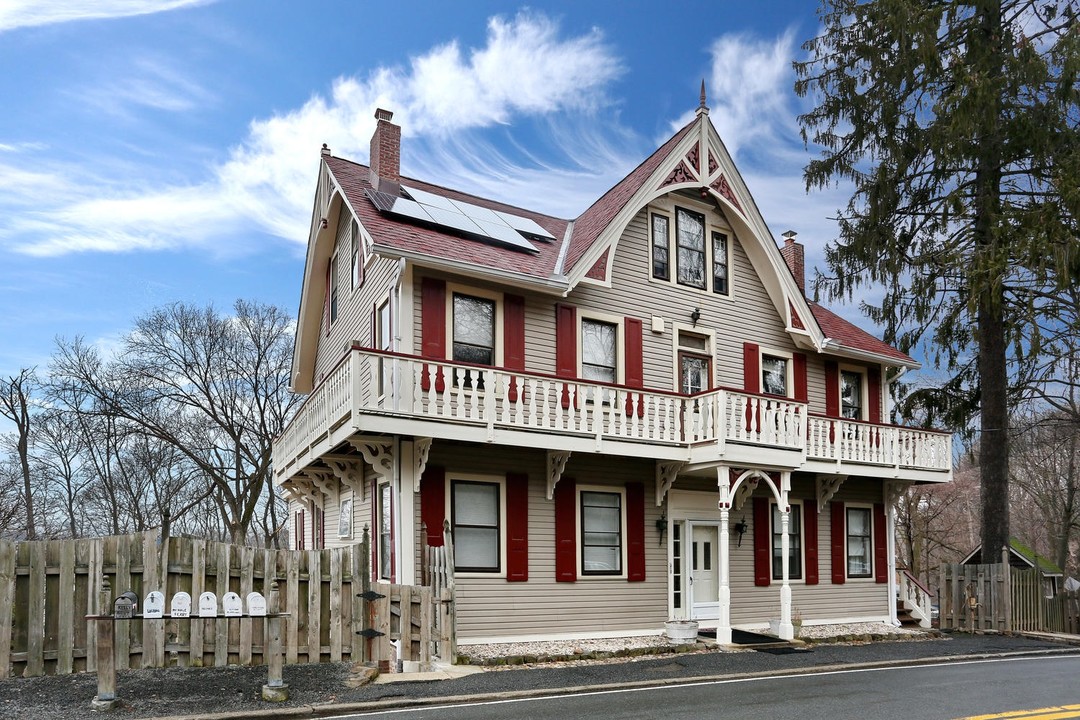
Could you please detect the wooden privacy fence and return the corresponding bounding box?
[939,551,1079,636]
[0,530,455,678]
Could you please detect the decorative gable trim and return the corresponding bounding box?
[710,174,744,215]
[659,160,697,189]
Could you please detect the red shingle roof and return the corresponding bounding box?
[325,156,570,280]
[564,119,695,273]
[809,302,916,364]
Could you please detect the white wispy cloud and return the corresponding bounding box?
[71,58,215,117]
[3,11,625,257]
[0,0,213,32]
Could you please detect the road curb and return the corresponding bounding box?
[159,646,1080,720]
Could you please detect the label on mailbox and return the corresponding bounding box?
[143,591,165,619]
[171,592,191,618]
[198,592,218,617]
[113,597,134,619]
[222,592,242,617]
[247,592,267,616]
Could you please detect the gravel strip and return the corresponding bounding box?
[462,622,930,663]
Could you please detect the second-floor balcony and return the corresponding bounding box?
[273,347,952,484]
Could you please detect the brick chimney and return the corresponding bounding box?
[369,108,401,194]
[779,230,805,296]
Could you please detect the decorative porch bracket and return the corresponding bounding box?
[282,476,323,508]
[323,455,366,500]
[816,474,847,510]
[413,437,433,493]
[732,475,758,512]
[884,480,912,507]
[349,436,395,484]
[299,468,336,506]
[655,461,686,507]
[546,450,571,500]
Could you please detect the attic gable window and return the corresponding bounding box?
[712,231,729,295]
[675,207,706,289]
[329,253,340,325]
[651,214,670,280]
[350,219,362,290]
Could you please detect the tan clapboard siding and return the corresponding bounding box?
[572,207,792,393]
[728,477,888,625]
[417,444,667,640]
[313,212,400,384]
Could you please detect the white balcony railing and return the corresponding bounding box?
[273,348,952,478]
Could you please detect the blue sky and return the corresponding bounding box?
[0,0,864,380]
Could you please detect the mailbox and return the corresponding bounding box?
[143,591,165,619]
[198,591,218,617]
[170,591,192,618]
[247,592,267,617]
[113,591,138,619]
[222,592,243,617]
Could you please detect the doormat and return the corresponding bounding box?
[753,646,813,655]
[698,629,779,645]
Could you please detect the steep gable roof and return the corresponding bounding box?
[564,119,695,273]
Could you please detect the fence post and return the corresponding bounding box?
[91,575,117,711]
[442,520,457,663]
[261,579,288,702]
[1001,546,1012,633]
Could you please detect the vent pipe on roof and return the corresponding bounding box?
[370,108,401,195]
[780,230,805,296]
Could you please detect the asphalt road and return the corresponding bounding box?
[332,655,1080,720]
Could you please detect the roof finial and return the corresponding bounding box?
[697,79,709,116]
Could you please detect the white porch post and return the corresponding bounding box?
[716,466,732,645]
[399,440,416,584]
[885,484,899,626]
[777,471,793,641]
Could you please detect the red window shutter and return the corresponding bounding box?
[419,466,445,548]
[743,343,760,393]
[625,317,643,388]
[388,492,396,583]
[506,473,529,581]
[753,497,770,587]
[793,352,808,403]
[554,477,577,582]
[296,510,305,550]
[868,367,882,423]
[370,492,378,580]
[504,294,526,371]
[555,304,577,378]
[831,501,846,584]
[324,264,332,337]
[824,360,840,417]
[421,277,446,359]
[804,499,819,585]
[626,482,646,581]
[874,503,888,583]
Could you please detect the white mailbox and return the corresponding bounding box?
[170,592,191,618]
[222,592,243,617]
[198,591,218,617]
[246,592,267,617]
[143,591,165,619]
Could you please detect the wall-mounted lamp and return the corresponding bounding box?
[690,307,701,327]
[732,516,748,547]
[656,515,667,546]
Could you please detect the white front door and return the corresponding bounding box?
[689,523,719,620]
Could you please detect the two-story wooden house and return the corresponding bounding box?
[272,98,951,646]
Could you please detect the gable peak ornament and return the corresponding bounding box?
[697,79,709,116]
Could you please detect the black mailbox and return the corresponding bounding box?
[113,591,139,619]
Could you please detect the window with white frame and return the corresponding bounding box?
[580,490,623,576]
[350,219,362,290]
[376,298,393,396]
[712,231,729,296]
[677,330,712,394]
[452,480,501,573]
[338,494,353,539]
[761,354,790,397]
[840,369,865,420]
[846,507,873,578]
[675,207,707,289]
[451,293,496,366]
[581,318,618,384]
[771,502,803,580]
[377,482,392,579]
[329,254,340,325]
[651,214,670,280]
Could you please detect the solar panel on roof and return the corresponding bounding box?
[384,185,539,254]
